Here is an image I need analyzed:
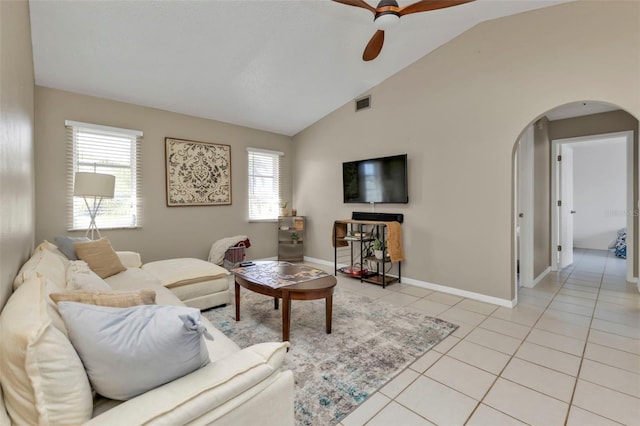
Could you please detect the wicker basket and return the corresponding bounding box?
[223,244,246,270]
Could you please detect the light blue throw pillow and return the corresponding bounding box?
[55,236,90,260]
[57,302,212,400]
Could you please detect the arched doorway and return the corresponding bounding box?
[513,101,639,303]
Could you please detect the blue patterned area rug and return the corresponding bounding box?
[203,286,458,426]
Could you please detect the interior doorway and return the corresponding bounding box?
[551,131,635,282]
[512,102,639,304]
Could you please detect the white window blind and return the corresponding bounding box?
[247,148,283,221]
[65,120,143,231]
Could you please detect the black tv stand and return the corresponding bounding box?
[333,219,402,288]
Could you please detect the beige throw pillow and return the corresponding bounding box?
[50,289,156,308]
[73,238,126,279]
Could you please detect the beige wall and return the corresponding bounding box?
[0,0,35,309]
[549,109,639,275]
[292,1,640,301]
[533,118,551,278]
[35,87,293,262]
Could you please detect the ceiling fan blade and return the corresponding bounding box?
[363,30,385,61]
[332,0,376,14]
[399,0,474,17]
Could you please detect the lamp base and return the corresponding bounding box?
[83,196,105,240]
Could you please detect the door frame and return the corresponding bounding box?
[517,125,535,288]
[550,130,636,283]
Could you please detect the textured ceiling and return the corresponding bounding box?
[29,0,573,136]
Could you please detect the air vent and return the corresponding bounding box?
[355,95,371,111]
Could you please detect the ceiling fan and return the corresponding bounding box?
[333,0,475,61]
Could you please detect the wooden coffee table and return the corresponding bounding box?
[234,262,337,342]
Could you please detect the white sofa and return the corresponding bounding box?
[0,242,294,425]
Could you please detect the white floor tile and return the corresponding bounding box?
[405,298,450,316]
[591,318,640,340]
[431,335,460,354]
[447,340,511,375]
[584,342,640,374]
[455,299,499,315]
[451,320,475,338]
[376,291,419,307]
[336,252,640,426]
[572,379,640,425]
[588,329,640,355]
[514,341,581,376]
[562,282,600,293]
[566,406,622,426]
[341,392,390,426]
[439,306,487,327]
[501,358,576,402]
[525,328,585,356]
[548,300,594,317]
[424,355,497,400]
[491,305,544,326]
[367,401,435,426]
[553,294,596,307]
[483,378,569,425]
[390,283,434,298]
[541,308,592,327]
[579,359,640,398]
[379,368,420,399]
[409,350,442,374]
[534,316,589,340]
[479,317,531,339]
[396,376,478,426]
[559,286,599,297]
[466,404,527,426]
[465,327,523,355]
[425,291,463,306]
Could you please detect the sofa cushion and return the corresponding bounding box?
[50,289,156,308]
[0,277,93,425]
[54,236,90,260]
[142,258,229,288]
[66,260,112,291]
[74,238,127,279]
[58,303,212,400]
[13,241,69,290]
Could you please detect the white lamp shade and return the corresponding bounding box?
[73,172,115,198]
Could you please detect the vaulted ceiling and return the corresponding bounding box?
[29,0,574,136]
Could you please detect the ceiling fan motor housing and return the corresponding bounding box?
[375,0,400,17]
[374,0,400,29]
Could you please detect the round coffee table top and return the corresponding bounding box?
[234,261,336,294]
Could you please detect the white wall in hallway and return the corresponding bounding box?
[573,137,627,250]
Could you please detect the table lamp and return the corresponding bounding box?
[73,172,115,239]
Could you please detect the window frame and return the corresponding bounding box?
[65,120,143,231]
[247,147,284,222]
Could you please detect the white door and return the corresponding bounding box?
[518,126,534,286]
[559,145,575,268]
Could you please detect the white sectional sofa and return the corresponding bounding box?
[0,241,294,425]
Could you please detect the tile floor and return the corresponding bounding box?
[316,249,639,425]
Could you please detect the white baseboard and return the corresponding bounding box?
[304,256,515,308]
[520,266,551,289]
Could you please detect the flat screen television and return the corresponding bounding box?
[342,154,408,204]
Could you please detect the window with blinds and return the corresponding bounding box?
[65,120,143,231]
[247,148,283,221]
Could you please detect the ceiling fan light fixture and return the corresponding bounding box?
[374,12,400,30]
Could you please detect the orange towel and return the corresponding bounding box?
[384,221,404,262]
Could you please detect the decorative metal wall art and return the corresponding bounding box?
[165,137,231,206]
